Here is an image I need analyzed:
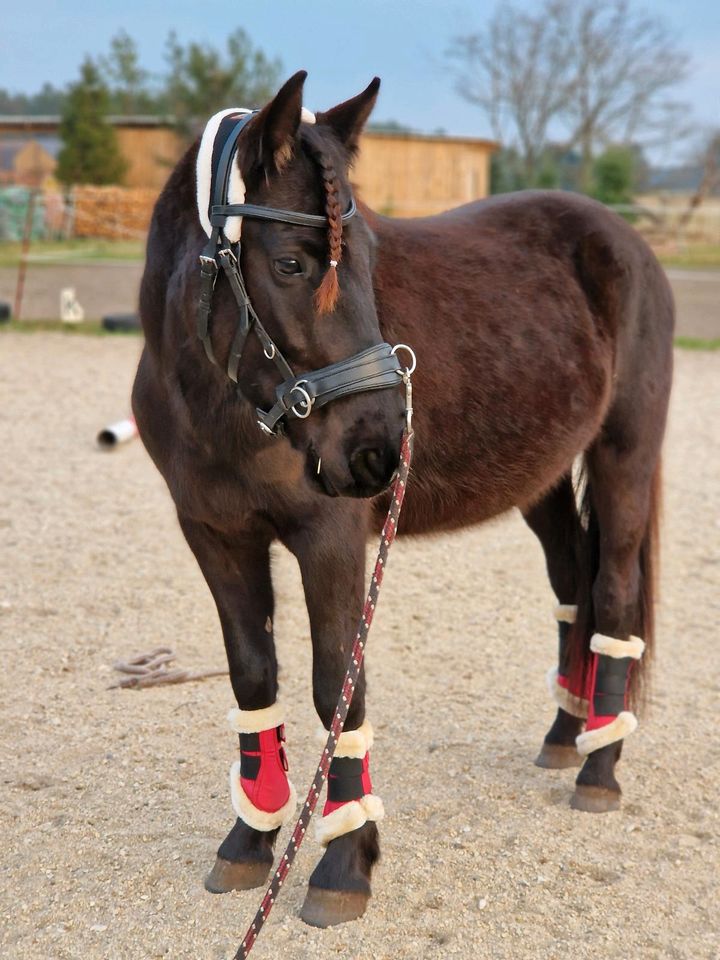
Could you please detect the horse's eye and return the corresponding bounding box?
[274,257,303,276]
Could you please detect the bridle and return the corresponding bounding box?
[196,111,412,436]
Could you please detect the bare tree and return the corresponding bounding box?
[678,129,720,231]
[561,0,690,189]
[448,2,575,185]
[448,0,689,189]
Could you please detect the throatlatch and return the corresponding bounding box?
[228,703,298,831]
[195,108,406,437]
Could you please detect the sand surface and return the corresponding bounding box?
[1,332,718,960]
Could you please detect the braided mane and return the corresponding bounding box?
[302,134,344,314]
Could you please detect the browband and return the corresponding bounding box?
[211,198,357,229]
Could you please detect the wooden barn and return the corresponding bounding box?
[0,115,497,220]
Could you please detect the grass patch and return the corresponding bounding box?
[0,238,144,267]
[657,245,720,269]
[0,319,141,336]
[674,336,720,352]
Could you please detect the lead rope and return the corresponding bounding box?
[234,372,414,959]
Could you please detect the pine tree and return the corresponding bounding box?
[163,28,282,137]
[56,59,127,186]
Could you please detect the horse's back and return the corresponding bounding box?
[370,191,674,532]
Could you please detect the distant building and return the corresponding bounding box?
[0,130,59,186]
[354,129,497,217]
[0,115,497,217]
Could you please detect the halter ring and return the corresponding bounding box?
[391,343,417,376]
[290,381,313,419]
[264,343,276,360]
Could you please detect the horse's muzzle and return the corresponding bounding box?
[348,444,399,497]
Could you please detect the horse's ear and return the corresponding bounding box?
[317,77,381,156]
[251,70,307,173]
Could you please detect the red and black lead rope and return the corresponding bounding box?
[235,426,414,960]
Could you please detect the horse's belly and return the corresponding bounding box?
[383,365,611,536]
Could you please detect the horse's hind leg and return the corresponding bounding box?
[570,430,662,813]
[523,475,586,769]
[177,516,294,893]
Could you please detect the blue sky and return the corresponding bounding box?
[2,0,718,164]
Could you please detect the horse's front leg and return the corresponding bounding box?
[178,515,297,893]
[282,503,382,928]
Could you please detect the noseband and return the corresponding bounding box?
[196,112,406,436]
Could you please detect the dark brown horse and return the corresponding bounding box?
[132,71,673,927]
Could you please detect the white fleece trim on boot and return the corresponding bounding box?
[590,633,645,660]
[546,667,589,719]
[317,719,375,758]
[229,761,297,831]
[554,604,578,624]
[575,712,638,757]
[227,701,285,734]
[334,719,374,758]
[196,106,317,243]
[314,794,385,846]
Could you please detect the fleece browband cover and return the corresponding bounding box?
[196,106,317,243]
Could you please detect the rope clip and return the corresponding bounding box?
[402,371,414,432]
[391,343,416,433]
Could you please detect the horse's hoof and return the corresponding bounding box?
[299,886,370,927]
[570,784,621,813]
[535,742,583,769]
[204,857,271,893]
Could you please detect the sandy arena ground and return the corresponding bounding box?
[1,332,718,960]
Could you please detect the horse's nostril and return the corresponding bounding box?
[349,446,396,490]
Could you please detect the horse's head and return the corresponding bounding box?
[223,71,405,498]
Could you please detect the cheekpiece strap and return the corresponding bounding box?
[196,113,256,363]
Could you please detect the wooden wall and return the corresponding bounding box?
[355,132,495,216]
[115,126,185,190]
[0,120,497,221]
[113,126,496,215]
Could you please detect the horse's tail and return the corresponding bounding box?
[567,457,661,710]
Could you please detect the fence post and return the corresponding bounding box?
[13,189,37,321]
